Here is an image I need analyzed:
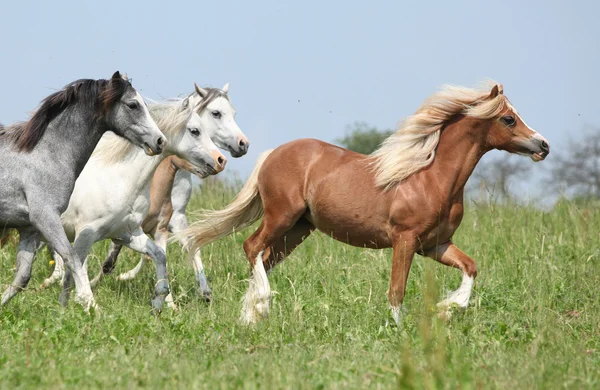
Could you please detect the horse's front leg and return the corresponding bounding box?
[29,207,96,311]
[122,227,170,313]
[423,241,477,315]
[59,229,98,310]
[388,231,418,326]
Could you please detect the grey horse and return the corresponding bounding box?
[0,71,165,310]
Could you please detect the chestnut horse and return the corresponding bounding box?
[176,83,550,325]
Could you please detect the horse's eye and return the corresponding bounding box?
[189,128,200,136]
[212,110,221,119]
[501,115,516,127]
[127,101,139,110]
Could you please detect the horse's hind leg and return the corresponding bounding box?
[170,213,212,302]
[90,242,123,287]
[240,202,307,325]
[263,217,315,272]
[1,228,41,306]
[423,241,477,316]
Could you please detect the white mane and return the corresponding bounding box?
[93,98,193,164]
[370,82,508,190]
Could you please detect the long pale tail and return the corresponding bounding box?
[172,149,274,252]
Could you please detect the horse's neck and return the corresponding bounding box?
[114,149,168,195]
[421,117,490,199]
[43,107,105,178]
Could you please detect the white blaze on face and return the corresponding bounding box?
[507,102,537,134]
[507,102,548,145]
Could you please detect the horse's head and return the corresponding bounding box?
[170,98,226,178]
[484,85,550,161]
[191,83,250,158]
[102,71,166,156]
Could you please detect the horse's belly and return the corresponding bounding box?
[0,179,30,228]
[308,213,392,249]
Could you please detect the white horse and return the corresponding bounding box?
[48,94,226,311]
[84,83,248,303]
[43,84,248,309]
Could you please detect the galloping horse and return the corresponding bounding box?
[0,72,164,310]
[36,93,225,312]
[95,83,249,301]
[177,83,550,325]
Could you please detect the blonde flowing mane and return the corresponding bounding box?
[92,98,194,164]
[370,82,508,190]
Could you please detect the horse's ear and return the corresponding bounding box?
[194,83,208,98]
[222,82,230,94]
[121,72,129,81]
[489,85,500,99]
[182,97,190,110]
[497,84,504,95]
[111,71,122,80]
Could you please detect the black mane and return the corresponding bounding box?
[7,74,130,152]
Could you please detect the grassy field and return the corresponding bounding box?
[0,179,599,389]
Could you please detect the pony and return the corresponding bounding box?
[0,71,164,310]
[175,83,550,325]
[44,93,226,311]
[85,83,249,303]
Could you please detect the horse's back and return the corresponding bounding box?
[259,138,392,248]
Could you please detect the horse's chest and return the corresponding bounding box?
[421,203,464,248]
[112,194,150,230]
[127,195,151,223]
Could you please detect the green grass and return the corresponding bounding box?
[1,180,599,389]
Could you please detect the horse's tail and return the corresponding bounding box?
[173,149,274,252]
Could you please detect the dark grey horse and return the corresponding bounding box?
[0,71,166,310]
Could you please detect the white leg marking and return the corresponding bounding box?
[191,249,212,298]
[71,256,97,311]
[40,251,65,288]
[437,273,474,310]
[390,305,405,326]
[116,257,146,281]
[165,292,178,311]
[240,251,271,325]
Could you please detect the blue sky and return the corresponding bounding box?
[1,0,598,200]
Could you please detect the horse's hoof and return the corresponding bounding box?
[58,294,70,307]
[151,296,165,314]
[199,291,212,303]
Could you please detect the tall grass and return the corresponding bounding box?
[0,179,598,388]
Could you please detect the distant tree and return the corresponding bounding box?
[469,155,532,203]
[336,121,393,155]
[551,127,600,199]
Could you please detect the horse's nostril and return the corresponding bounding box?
[157,137,164,146]
[239,139,246,147]
[541,140,549,152]
[218,156,225,165]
